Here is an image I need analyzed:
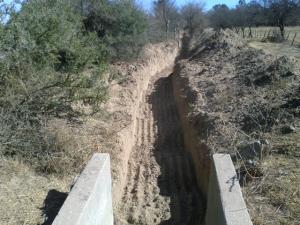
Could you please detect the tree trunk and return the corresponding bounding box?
[248,26,253,38]
[81,0,84,15]
[165,20,169,40]
[278,18,285,40]
[234,27,240,34]
[162,3,168,40]
[241,27,245,38]
[279,24,285,40]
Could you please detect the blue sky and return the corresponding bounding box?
[139,0,239,11]
[3,0,239,12]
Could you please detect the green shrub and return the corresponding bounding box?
[80,0,148,60]
[0,0,108,103]
[0,0,149,172]
[0,0,108,166]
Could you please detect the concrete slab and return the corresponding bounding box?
[206,154,253,225]
[52,153,113,225]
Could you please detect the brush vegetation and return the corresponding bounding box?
[0,0,148,173]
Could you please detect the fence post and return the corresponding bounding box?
[286,32,290,41]
[291,33,297,46]
[266,30,271,39]
[262,30,267,39]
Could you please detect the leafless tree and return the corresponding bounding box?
[153,0,178,40]
[181,2,206,36]
[208,4,231,30]
[269,0,297,39]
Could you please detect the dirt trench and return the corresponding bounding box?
[115,69,204,225]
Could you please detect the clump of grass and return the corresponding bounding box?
[244,154,300,225]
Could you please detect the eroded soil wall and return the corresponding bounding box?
[171,69,211,197]
[109,43,179,205]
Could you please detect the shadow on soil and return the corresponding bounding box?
[148,74,204,225]
[38,189,68,225]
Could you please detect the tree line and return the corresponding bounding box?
[208,0,300,39]
[150,0,300,42]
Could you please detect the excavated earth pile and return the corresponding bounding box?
[174,29,299,155]
[173,29,300,225]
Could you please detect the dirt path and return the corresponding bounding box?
[115,70,204,225]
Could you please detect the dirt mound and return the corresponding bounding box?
[188,29,246,60]
[173,29,300,224]
[175,29,299,153]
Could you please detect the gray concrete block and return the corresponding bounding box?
[206,154,253,225]
[52,153,113,225]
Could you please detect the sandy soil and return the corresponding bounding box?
[114,70,204,225]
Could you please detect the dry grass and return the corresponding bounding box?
[0,75,119,225]
[244,154,300,225]
[0,103,118,225]
[249,41,300,59]
[40,117,111,174]
[0,158,73,225]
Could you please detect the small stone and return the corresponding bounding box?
[245,159,258,167]
[279,170,288,176]
[261,139,270,145]
[238,140,263,160]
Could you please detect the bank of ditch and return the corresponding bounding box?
[171,29,300,225]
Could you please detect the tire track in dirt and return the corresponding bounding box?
[115,71,204,225]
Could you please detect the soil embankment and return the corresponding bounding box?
[171,29,300,225]
[172,72,211,196]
